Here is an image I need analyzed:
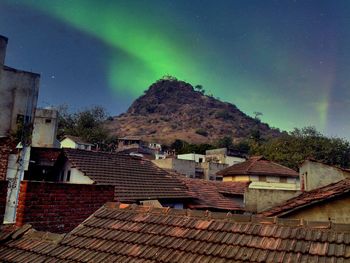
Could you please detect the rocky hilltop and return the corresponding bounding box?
[106,78,282,144]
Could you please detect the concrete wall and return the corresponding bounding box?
[0,35,7,65]
[60,160,94,184]
[32,108,59,148]
[199,162,228,180]
[223,174,300,190]
[300,160,350,191]
[0,36,40,137]
[245,188,301,213]
[60,138,91,150]
[178,153,205,163]
[153,158,196,178]
[16,181,115,233]
[285,195,350,224]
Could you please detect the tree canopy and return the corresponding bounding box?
[57,105,117,151]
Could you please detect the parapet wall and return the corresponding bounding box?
[16,181,115,233]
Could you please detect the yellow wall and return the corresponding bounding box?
[284,196,350,224]
[223,175,250,182]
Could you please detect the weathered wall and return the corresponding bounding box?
[0,68,40,137]
[0,137,14,180]
[0,180,8,223]
[16,181,115,233]
[153,158,196,178]
[32,108,59,148]
[300,160,350,191]
[245,188,301,213]
[0,35,7,65]
[285,195,350,223]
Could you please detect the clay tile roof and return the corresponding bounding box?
[179,177,249,211]
[2,204,350,262]
[217,156,299,177]
[62,148,192,202]
[261,178,350,217]
[62,135,93,145]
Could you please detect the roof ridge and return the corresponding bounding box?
[106,203,350,232]
[246,156,264,173]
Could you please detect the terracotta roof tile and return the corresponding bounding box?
[261,178,350,217]
[2,204,350,262]
[177,177,249,211]
[62,148,191,202]
[217,156,299,177]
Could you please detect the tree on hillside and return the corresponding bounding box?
[250,126,350,170]
[57,105,117,151]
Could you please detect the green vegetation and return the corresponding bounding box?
[250,126,350,170]
[171,126,350,170]
[57,105,117,151]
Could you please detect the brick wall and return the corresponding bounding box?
[0,180,8,223]
[16,181,115,233]
[0,137,15,180]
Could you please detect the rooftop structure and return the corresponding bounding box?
[1,203,350,262]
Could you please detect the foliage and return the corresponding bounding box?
[170,139,214,154]
[57,105,116,151]
[215,136,233,149]
[250,126,350,170]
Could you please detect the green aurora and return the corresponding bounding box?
[8,0,346,134]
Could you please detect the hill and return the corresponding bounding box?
[106,78,282,145]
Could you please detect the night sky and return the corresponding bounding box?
[1,1,350,139]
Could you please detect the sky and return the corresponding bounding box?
[1,0,350,139]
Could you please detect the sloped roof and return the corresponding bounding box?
[1,203,350,262]
[179,177,249,211]
[217,156,299,177]
[61,135,93,145]
[261,178,350,217]
[62,148,191,202]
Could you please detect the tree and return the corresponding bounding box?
[57,105,116,151]
[250,126,350,170]
[216,136,233,149]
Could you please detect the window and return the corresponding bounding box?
[45,119,51,123]
[259,175,266,182]
[280,177,287,183]
[198,158,203,163]
[66,170,71,182]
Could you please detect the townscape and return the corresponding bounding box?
[0,34,350,262]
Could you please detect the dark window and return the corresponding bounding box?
[45,119,51,123]
[259,175,266,182]
[280,177,287,183]
[66,170,71,182]
[198,158,203,163]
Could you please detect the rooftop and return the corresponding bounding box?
[61,148,191,202]
[179,177,249,211]
[217,156,299,178]
[61,135,93,145]
[261,178,350,217]
[1,203,350,262]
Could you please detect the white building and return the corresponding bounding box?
[60,135,93,150]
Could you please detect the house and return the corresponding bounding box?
[117,135,143,150]
[260,178,350,223]
[218,156,302,213]
[218,156,300,190]
[178,176,249,212]
[205,147,246,166]
[1,203,350,262]
[31,108,60,148]
[0,35,40,138]
[60,135,93,150]
[153,157,228,180]
[54,148,192,208]
[300,159,350,191]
